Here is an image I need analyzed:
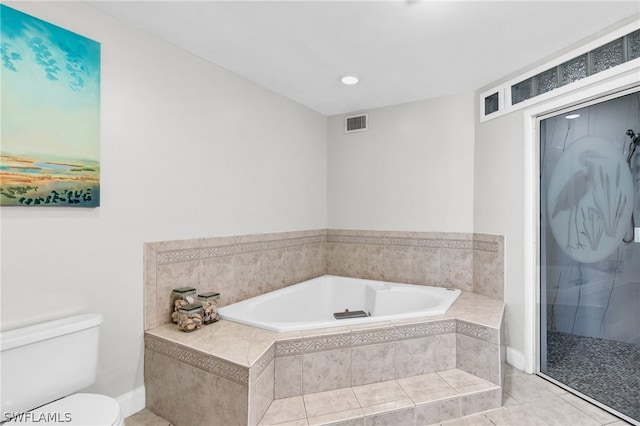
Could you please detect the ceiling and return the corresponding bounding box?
[89,1,640,116]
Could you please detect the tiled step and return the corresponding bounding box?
[258,369,501,426]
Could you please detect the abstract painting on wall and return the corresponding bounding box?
[1,5,100,207]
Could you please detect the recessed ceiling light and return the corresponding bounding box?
[565,114,580,119]
[341,75,359,85]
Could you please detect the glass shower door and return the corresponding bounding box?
[539,89,640,424]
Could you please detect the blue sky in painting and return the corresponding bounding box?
[1,4,100,161]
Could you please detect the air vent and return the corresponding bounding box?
[344,113,368,133]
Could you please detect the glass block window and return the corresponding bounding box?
[484,92,499,115]
[534,68,558,96]
[512,79,533,105]
[508,28,639,108]
[560,54,587,86]
[591,38,623,73]
[627,29,640,60]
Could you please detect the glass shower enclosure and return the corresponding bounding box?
[539,88,639,424]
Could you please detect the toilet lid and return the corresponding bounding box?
[9,393,123,426]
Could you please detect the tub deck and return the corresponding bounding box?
[144,291,505,426]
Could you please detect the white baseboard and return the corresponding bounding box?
[116,386,145,419]
[506,346,526,372]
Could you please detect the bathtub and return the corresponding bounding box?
[218,275,461,332]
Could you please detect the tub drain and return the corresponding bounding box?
[333,310,369,319]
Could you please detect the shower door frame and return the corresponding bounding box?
[522,75,640,424]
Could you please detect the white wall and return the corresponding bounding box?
[1,0,327,402]
[327,93,475,232]
[473,110,526,360]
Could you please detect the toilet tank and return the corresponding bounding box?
[0,314,104,417]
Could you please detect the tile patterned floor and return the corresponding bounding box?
[545,331,640,421]
[257,369,499,425]
[125,365,633,426]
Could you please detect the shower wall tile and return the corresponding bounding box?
[249,359,275,426]
[156,259,200,325]
[232,252,263,304]
[144,349,179,425]
[441,248,473,291]
[145,230,328,329]
[285,242,326,285]
[260,248,287,293]
[384,245,441,286]
[174,361,226,426]
[326,241,385,280]
[203,373,250,426]
[275,355,303,399]
[382,245,417,284]
[473,233,504,300]
[395,336,437,378]
[489,342,504,386]
[456,333,491,383]
[200,256,235,306]
[302,347,352,394]
[144,229,505,330]
[435,333,456,371]
[144,243,158,330]
[351,342,395,386]
[324,229,498,295]
[144,346,249,426]
[250,343,276,382]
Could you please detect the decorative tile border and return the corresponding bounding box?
[273,320,460,356]
[275,339,303,357]
[156,234,326,265]
[326,233,499,254]
[251,344,275,380]
[394,319,456,340]
[238,235,325,255]
[351,327,397,347]
[303,333,351,353]
[157,245,236,264]
[386,237,473,250]
[456,320,500,344]
[394,322,438,340]
[434,320,458,335]
[145,334,249,387]
[326,234,475,250]
[471,240,500,253]
[326,235,388,246]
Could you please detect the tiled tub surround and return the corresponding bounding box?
[144,229,504,330]
[144,291,505,426]
[144,229,504,425]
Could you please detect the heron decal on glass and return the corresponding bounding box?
[551,152,597,250]
[547,136,634,263]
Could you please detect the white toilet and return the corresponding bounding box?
[0,314,125,426]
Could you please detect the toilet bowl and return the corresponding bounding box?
[0,314,125,426]
[7,394,124,426]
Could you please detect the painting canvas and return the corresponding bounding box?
[0,5,100,207]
